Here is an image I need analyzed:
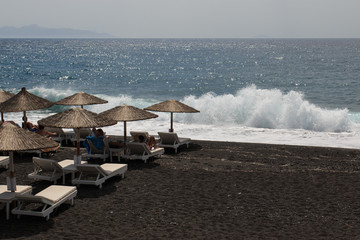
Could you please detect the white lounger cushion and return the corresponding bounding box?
[123,142,164,163]
[157,132,191,153]
[12,185,77,220]
[0,185,32,220]
[72,163,128,188]
[27,157,63,183]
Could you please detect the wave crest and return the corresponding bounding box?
[181,85,352,132]
[28,85,353,132]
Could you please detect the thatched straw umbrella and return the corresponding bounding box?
[0,87,53,129]
[0,122,59,191]
[0,90,15,122]
[55,92,108,109]
[99,104,158,145]
[145,99,199,132]
[38,107,117,162]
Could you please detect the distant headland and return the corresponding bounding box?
[0,24,115,38]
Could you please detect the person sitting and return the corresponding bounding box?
[83,128,124,154]
[25,122,38,131]
[83,128,105,154]
[93,128,124,148]
[35,125,57,140]
[138,135,157,150]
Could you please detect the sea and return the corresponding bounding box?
[1,38,360,149]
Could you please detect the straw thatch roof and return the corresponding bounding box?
[99,104,158,122]
[55,92,108,106]
[0,87,53,112]
[0,90,15,103]
[38,107,117,129]
[145,99,199,113]
[0,122,59,151]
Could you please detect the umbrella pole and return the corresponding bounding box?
[124,121,127,145]
[8,151,16,192]
[1,112,4,122]
[76,128,81,156]
[169,112,174,132]
[123,121,127,154]
[23,111,27,129]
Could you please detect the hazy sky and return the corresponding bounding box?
[1,0,360,38]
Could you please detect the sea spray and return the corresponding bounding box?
[180,85,353,132]
[25,85,354,133]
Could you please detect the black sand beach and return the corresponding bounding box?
[1,140,360,239]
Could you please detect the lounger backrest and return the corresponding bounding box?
[32,157,63,173]
[158,132,180,145]
[76,164,108,176]
[130,131,150,142]
[103,138,110,154]
[127,142,151,155]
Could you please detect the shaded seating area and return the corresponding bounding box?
[12,185,77,221]
[122,142,164,163]
[0,185,32,220]
[72,163,127,189]
[28,157,87,184]
[157,132,191,153]
[0,156,9,169]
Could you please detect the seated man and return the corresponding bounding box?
[84,128,123,153]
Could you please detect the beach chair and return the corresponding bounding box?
[157,132,191,153]
[130,131,151,142]
[81,138,110,162]
[12,185,77,221]
[122,142,165,163]
[44,127,66,144]
[0,156,9,169]
[70,128,92,146]
[0,185,32,220]
[19,143,61,158]
[72,163,128,189]
[28,157,87,184]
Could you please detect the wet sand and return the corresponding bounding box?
[1,140,360,239]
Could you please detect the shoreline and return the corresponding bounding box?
[1,140,360,239]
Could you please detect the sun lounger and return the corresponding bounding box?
[28,157,87,184]
[12,185,77,220]
[122,142,164,163]
[81,138,110,162]
[0,185,32,220]
[157,132,191,153]
[72,163,128,189]
[0,156,9,169]
[130,131,151,142]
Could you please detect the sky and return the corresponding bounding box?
[1,0,360,38]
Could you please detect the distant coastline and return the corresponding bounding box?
[0,24,115,39]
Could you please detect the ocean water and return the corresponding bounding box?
[1,38,360,149]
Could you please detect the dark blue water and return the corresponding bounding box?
[1,38,359,111]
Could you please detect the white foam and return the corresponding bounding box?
[8,85,359,150]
